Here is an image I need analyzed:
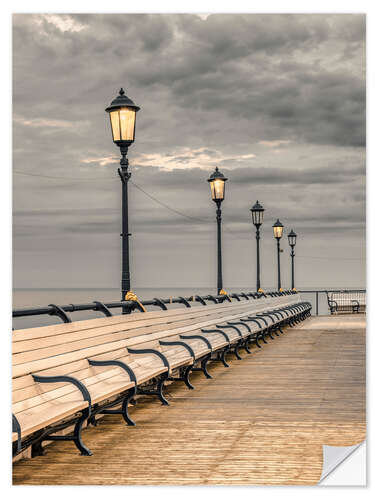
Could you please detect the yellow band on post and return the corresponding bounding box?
[219,289,232,302]
[125,291,147,312]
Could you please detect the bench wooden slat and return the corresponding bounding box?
[12,302,255,352]
[12,302,268,368]
[13,301,244,341]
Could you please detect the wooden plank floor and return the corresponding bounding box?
[13,315,366,485]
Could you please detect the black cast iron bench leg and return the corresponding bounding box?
[210,346,230,367]
[266,327,274,340]
[221,346,230,367]
[192,354,213,379]
[94,387,137,426]
[183,365,194,389]
[31,433,46,457]
[73,409,93,455]
[242,336,252,354]
[234,340,242,360]
[138,373,169,406]
[170,365,195,390]
[32,408,93,457]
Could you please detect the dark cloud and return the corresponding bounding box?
[13,14,366,290]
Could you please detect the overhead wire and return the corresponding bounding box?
[13,169,364,261]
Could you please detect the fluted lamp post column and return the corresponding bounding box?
[288,229,297,290]
[273,219,284,292]
[106,88,140,310]
[208,167,228,295]
[250,200,265,292]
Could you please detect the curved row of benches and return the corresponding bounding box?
[12,294,311,458]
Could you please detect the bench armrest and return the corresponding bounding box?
[177,296,191,308]
[255,314,270,326]
[225,321,251,333]
[32,374,91,408]
[327,299,338,311]
[180,334,212,351]
[264,311,283,323]
[216,324,243,336]
[351,300,360,312]
[261,313,277,324]
[127,347,170,373]
[192,295,207,306]
[268,310,283,320]
[206,295,218,304]
[277,309,290,317]
[159,340,196,360]
[88,358,137,383]
[243,317,264,330]
[201,328,230,342]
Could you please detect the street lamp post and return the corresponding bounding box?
[288,229,297,290]
[208,167,228,295]
[273,219,284,291]
[106,88,140,308]
[250,200,265,292]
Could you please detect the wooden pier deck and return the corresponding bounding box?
[12,315,366,486]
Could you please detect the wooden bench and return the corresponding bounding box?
[326,291,366,315]
[13,294,311,457]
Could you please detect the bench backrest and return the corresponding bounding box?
[13,295,304,420]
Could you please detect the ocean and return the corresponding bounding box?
[12,287,334,329]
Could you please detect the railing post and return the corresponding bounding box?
[316,291,319,316]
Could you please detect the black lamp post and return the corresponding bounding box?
[208,167,228,295]
[106,88,140,307]
[250,200,265,292]
[273,219,284,291]
[288,229,297,290]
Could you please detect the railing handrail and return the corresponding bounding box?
[12,288,365,322]
[13,290,298,320]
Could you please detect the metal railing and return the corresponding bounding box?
[13,290,298,324]
[13,288,365,328]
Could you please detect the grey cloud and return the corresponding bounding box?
[12,14,366,289]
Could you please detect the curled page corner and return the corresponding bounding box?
[319,441,365,484]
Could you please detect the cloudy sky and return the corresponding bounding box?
[13,13,366,292]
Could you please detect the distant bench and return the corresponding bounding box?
[13,293,311,458]
[326,291,366,315]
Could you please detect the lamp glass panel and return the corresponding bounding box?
[110,107,136,142]
[252,210,263,225]
[211,179,225,200]
[289,234,296,245]
[110,110,121,142]
[251,211,257,225]
[119,107,136,141]
[274,226,283,238]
